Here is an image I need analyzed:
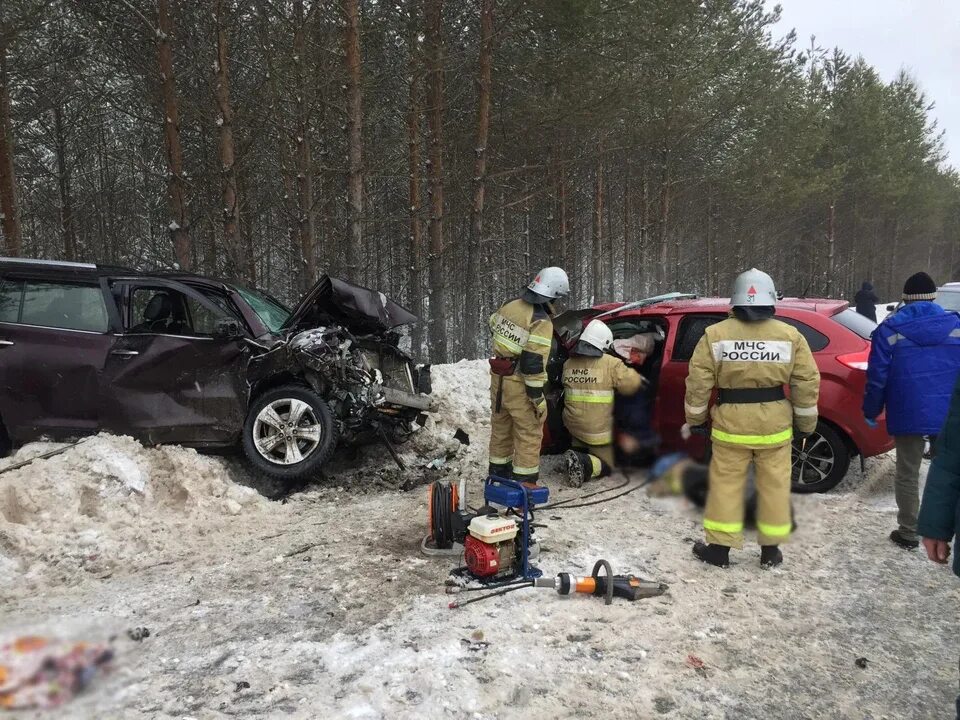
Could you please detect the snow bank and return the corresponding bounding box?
[412,359,491,463]
[0,435,268,587]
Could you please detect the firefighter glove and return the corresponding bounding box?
[681,423,708,441]
[532,394,547,419]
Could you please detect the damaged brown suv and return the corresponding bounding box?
[0,258,431,481]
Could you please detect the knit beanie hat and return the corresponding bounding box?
[902,272,937,302]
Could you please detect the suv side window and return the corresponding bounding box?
[15,281,109,332]
[126,285,223,337]
[184,296,221,335]
[776,317,829,352]
[673,315,724,362]
[0,277,23,322]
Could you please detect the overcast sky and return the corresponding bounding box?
[768,0,960,169]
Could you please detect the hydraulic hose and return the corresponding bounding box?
[448,581,533,609]
[540,476,632,510]
[429,481,455,549]
[540,476,656,512]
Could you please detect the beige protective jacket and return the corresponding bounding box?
[489,298,553,394]
[684,316,820,449]
[563,354,644,445]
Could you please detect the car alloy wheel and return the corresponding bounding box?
[792,430,837,489]
[789,422,851,494]
[252,398,324,465]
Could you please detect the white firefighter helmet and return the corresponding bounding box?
[731,268,777,307]
[579,319,614,353]
[527,267,570,300]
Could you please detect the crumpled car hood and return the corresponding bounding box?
[283,275,417,335]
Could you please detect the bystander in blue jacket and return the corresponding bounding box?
[863,271,960,549]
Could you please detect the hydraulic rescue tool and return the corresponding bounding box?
[446,558,667,609]
[425,475,668,607]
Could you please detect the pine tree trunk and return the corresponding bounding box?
[293,0,315,293]
[406,7,424,357]
[558,159,568,271]
[462,0,494,359]
[213,0,247,281]
[638,162,648,295]
[825,201,836,296]
[657,152,671,289]
[424,0,447,362]
[706,188,716,296]
[52,105,76,261]
[157,0,191,269]
[238,169,257,282]
[592,153,604,303]
[0,39,22,256]
[605,164,615,299]
[523,176,530,277]
[622,167,633,298]
[342,0,364,281]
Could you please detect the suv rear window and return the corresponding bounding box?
[673,313,831,360]
[832,308,876,340]
[776,317,830,352]
[673,315,724,361]
[1,280,108,332]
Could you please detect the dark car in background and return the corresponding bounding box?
[0,258,431,481]
[545,294,893,493]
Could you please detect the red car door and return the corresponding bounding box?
[655,313,725,458]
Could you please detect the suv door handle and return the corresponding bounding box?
[111,349,139,358]
[0,340,13,347]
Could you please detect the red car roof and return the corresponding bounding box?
[595,297,849,317]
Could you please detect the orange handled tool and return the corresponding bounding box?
[533,560,667,604]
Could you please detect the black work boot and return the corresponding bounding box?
[488,462,513,479]
[563,450,592,488]
[692,541,730,568]
[760,545,783,568]
[889,530,919,550]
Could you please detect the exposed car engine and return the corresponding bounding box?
[287,326,430,444]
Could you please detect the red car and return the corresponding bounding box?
[546,293,893,493]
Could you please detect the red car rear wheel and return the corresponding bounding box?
[791,421,850,493]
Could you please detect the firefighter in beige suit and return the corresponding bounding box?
[562,320,644,486]
[488,267,569,484]
[684,269,820,568]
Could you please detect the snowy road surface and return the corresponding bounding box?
[1,360,957,719]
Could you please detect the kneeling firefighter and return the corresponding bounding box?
[488,267,570,484]
[684,269,820,568]
[562,320,645,486]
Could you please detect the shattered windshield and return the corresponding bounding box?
[236,286,291,333]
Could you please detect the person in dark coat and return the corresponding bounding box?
[864,271,960,549]
[918,375,960,573]
[916,375,960,720]
[854,281,880,322]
